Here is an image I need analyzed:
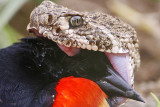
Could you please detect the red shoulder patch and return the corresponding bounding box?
[53,76,108,107]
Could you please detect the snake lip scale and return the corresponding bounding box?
[27,1,141,106]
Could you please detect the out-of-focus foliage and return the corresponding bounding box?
[0,0,55,48]
[0,0,28,31]
[151,93,160,107]
[0,0,28,48]
[0,25,22,48]
[151,0,160,1]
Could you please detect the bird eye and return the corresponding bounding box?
[69,16,83,28]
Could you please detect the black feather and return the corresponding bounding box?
[0,37,111,107]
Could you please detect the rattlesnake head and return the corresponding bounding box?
[27,0,141,106]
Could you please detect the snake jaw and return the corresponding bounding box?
[57,43,81,56]
[56,44,134,85]
[105,53,133,85]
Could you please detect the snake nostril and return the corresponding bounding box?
[48,15,53,24]
[56,28,61,33]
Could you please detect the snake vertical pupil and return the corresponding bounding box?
[69,16,83,28]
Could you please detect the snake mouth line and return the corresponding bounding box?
[28,28,142,106]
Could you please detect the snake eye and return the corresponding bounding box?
[69,16,83,28]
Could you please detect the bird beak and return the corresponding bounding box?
[97,65,145,103]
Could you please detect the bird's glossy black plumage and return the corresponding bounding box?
[0,37,144,107]
[0,37,111,107]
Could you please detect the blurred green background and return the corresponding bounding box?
[0,0,54,48]
[0,0,160,106]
